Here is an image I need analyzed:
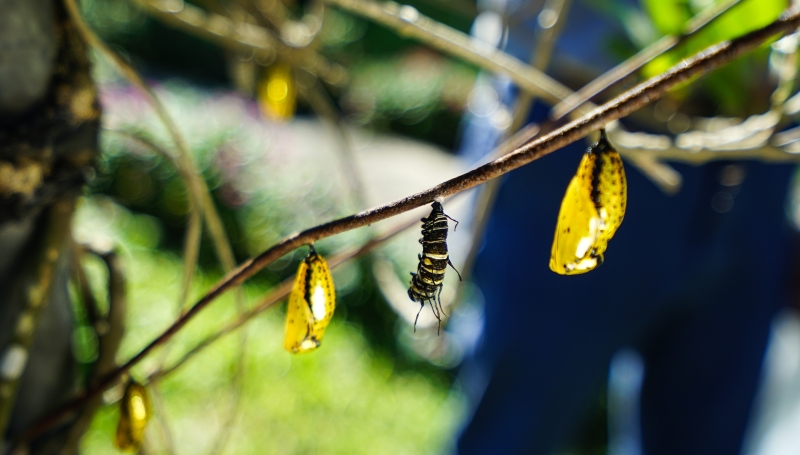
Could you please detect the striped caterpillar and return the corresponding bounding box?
[408,201,461,331]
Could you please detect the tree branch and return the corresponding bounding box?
[129,0,346,85]
[18,7,800,445]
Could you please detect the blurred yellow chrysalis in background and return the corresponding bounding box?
[550,129,627,275]
[114,380,151,452]
[257,62,296,120]
[284,245,336,353]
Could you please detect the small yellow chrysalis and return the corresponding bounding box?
[550,129,627,275]
[257,62,296,120]
[114,380,151,452]
[284,245,336,354]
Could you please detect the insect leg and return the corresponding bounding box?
[436,284,448,318]
[447,258,463,281]
[428,296,443,335]
[429,296,440,320]
[414,301,424,332]
[442,213,459,231]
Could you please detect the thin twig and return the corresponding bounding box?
[296,70,369,210]
[59,250,127,455]
[251,0,325,46]
[146,382,177,455]
[550,0,742,120]
[19,8,800,444]
[614,140,800,163]
[106,130,243,455]
[611,33,800,167]
[106,130,204,310]
[130,0,346,85]
[323,0,578,109]
[65,0,240,281]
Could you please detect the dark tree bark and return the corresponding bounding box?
[0,0,100,453]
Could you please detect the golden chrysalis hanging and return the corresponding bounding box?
[550,129,627,275]
[257,62,296,120]
[114,380,151,452]
[284,245,336,354]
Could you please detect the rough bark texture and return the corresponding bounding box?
[0,0,100,452]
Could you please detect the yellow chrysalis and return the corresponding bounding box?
[284,246,336,354]
[114,380,151,452]
[257,62,296,120]
[550,129,627,275]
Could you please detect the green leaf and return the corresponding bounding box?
[641,0,692,35]
[708,0,787,41]
[641,0,787,87]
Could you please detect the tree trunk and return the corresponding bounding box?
[0,0,100,452]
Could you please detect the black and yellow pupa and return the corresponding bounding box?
[550,129,627,275]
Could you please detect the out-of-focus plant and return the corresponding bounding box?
[640,0,787,115]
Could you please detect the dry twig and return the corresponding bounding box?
[130,0,346,85]
[324,0,576,109]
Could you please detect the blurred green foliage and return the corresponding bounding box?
[582,0,787,116]
[80,0,476,148]
[640,0,788,115]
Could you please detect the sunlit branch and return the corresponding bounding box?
[19,8,800,445]
[610,30,800,167]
